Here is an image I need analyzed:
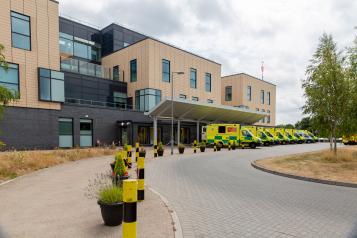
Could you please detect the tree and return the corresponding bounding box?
[294,117,312,131]
[303,34,351,154]
[0,44,17,147]
[275,124,295,129]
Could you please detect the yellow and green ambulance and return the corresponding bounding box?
[242,126,274,146]
[202,124,260,149]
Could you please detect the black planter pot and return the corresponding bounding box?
[97,200,123,226]
[157,150,164,156]
[178,148,185,154]
[110,162,115,172]
[232,145,236,150]
[217,147,221,151]
[139,152,146,157]
[200,147,205,152]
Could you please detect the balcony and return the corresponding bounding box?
[60,58,111,79]
[65,98,134,110]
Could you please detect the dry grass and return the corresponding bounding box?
[256,146,357,184]
[0,147,117,183]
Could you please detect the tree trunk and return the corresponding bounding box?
[329,134,333,151]
[332,125,337,155]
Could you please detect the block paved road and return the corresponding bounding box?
[146,143,357,238]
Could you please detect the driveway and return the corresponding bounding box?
[146,143,357,238]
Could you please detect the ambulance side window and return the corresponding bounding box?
[218,126,226,133]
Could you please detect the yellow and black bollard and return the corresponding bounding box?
[154,140,158,157]
[137,156,145,201]
[123,179,137,238]
[135,142,139,162]
[193,140,197,153]
[126,145,132,168]
[214,142,217,152]
[228,142,231,151]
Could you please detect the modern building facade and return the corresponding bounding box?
[0,0,275,150]
[221,73,276,126]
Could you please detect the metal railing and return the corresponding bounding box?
[65,98,134,111]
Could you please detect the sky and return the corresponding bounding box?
[59,0,357,125]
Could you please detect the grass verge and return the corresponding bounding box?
[255,146,357,184]
[0,147,117,183]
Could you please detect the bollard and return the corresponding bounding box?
[123,179,137,238]
[135,142,139,162]
[193,140,197,153]
[228,142,231,151]
[127,145,132,168]
[214,142,217,152]
[154,140,158,157]
[137,156,145,201]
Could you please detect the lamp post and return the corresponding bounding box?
[171,71,184,155]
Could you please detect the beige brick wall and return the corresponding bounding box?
[102,38,221,108]
[0,0,60,110]
[221,73,276,126]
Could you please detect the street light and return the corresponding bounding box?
[171,71,185,155]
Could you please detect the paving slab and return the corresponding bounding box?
[0,156,174,238]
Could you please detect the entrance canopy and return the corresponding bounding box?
[145,99,267,124]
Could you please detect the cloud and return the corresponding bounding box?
[59,0,357,125]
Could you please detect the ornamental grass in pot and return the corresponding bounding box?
[199,142,206,152]
[86,173,123,226]
[216,143,222,151]
[231,141,237,150]
[157,142,164,156]
[178,144,185,154]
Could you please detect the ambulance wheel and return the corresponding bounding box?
[249,143,256,149]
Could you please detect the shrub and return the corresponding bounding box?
[140,147,146,153]
[178,144,185,149]
[158,142,164,151]
[99,186,123,204]
[199,142,206,148]
[85,172,123,204]
[123,144,128,151]
[114,153,126,176]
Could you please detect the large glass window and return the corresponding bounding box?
[267,91,271,105]
[11,11,31,50]
[162,59,170,82]
[135,88,161,112]
[247,86,252,101]
[59,33,73,55]
[113,65,120,81]
[113,91,127,108]
[130,59,137,82]
[205,73,211,92]
[0,63,19,96]
[38,68,65,102]
[260,90,265,104]
[225,86,232,101]
[74,42,89,59]
[80,119,93,147]
[190,68,197,89]
[59,118,73,148]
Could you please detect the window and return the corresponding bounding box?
[0,63,19,96]
[59,118,73,148]
[256,108,259,112]
[179,94,186,99]
[190,68,197,89]
[130,59,137,82]
[261,109,265,123]
[11,11,31,50]
[225,86,232,101]
[267,110,271,123]
[80,119,93,147]
[38,68,65,102]
[260,90,264,104]
[113,92,127,108]
[267,91,271,105]
[218,126,225,133]
[162,59,170,82]
[74,41,88,59]
[135,88,161,111]
[59,32,73,55]
[113,65,120,81]
[205,73,211,92]
[247,86,252,101]
[207,99,213,103]
[192,96,199,101]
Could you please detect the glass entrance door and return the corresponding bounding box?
[80,119,93,147]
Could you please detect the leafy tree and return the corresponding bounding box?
[276,124,295,129]
[0,44,18,149]
[294,117,312,131]
[303,34,351,154]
